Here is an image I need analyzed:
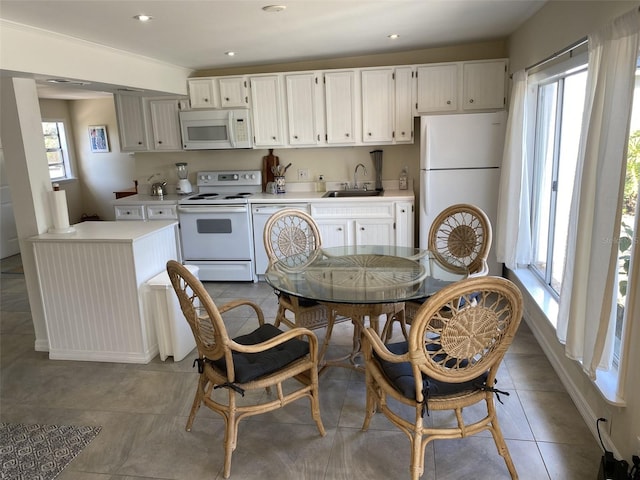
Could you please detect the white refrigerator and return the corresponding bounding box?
[419,111,507,275]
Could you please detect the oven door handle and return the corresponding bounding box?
[178,206,248,214]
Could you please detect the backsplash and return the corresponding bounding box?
[132,140,420,195]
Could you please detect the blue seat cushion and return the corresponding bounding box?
[374,341,488,401]
[212,323,309,383]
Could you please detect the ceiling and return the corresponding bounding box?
[0,0,547,98]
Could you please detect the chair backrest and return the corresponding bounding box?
[263,208,322,268]
[166,260,232,367]
[428,203,492,275]
[408,276,522,388]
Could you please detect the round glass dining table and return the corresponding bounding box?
[264,245,468,304]
[264,245,469,370]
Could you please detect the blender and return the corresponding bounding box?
[175,162,193,195]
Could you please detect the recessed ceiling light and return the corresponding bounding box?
[225,51,236,57]
[262,5,286,13]
[388,34,400,40]
[133,14,153,22]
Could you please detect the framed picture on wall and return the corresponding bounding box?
[89,125,109,153]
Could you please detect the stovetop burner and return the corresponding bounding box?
[187,193,220,200]
[178,170,262,205]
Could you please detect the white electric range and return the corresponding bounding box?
[178,170,262,281]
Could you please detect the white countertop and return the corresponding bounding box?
[113,194,184,205]
[30,220,178,242]
[113,190,414,205]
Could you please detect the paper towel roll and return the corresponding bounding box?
[48,190,75,234]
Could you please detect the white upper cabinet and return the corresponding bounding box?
[188,78,220,109]
[361,68,394,144]
[394,67,414,144]
[285,72,324,146]
[462,60,507,110]
[249,75,286,147]
[219,76,249,108]
[114,95,149,152]
[416,59,508,114]
[324,70,357,145]
[416,63,459,113]
[148,98,183,151]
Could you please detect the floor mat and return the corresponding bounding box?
[0,423,101,480]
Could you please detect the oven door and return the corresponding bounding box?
[178,205,252,260]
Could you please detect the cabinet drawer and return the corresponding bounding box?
[146,205,178,220]
[311,203,394,219]
[114,205,145,220]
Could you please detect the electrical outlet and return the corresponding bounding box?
[298,169,309,181]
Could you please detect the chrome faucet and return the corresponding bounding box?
[354,163,367,189]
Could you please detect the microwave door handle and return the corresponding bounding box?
[227,111,236,148]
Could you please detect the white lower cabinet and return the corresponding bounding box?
[311,202,406,248]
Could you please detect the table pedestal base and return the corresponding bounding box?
[319,302,405,371]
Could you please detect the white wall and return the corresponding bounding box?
[507,0,640,462]
[69,98,137,222]
[0,20,190,95]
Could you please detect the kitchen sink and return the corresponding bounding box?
[322,190,383,198]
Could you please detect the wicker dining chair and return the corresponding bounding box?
[166,260,325,479]
[263,208,332,330]
[388,203,493,341]
[361,276,523,480]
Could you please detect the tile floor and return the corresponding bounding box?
[0,254,602,479]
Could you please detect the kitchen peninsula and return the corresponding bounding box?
[29,220,180,363]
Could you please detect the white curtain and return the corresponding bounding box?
[557,8,640,380]
[496,70,532,269]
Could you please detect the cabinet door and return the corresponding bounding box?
[394,201,414,247]
[149,99,182,150]
[315,219,350,248]
[219,76,248,108]
[394,67,414,144]
[324,71,357,145]
[285,73,322,146]
[462,60,507,110]
[250,75,286,147]
[361,69,394,144]
[114,95,148,151]
[188,78,219,108]
[416,64,458,113]
[355,218,395,246]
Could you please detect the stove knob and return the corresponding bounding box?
[243,174,250,179]
[250,174,256,180]
[233,174,238,180]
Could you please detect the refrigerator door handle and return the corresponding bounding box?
[420,169,431,216]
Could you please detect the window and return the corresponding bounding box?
[530,64,588,297]
[528,51,639,383]
[613,65,639,367]
[42,121,72,181]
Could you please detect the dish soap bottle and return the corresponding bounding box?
[399,166,408,190]
[316,174,326,192]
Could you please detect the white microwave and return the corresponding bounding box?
[179,109,253,150]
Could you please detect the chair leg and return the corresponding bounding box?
[410,435,423,480]
[186,374,206,431]
[318,311,336,367]
[222,391,239,479]
[361,371,376,431]
[486,399,518,479]
[309,365,326,437]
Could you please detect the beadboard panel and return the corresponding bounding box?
[32,224,179,363]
